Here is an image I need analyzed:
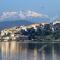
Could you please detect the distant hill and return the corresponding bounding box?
[0,17,50,30]
[27,17,50,23]
[0,20,33,30]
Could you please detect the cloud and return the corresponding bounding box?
[0,11,18,19]
[0,10,49,21]
[22,10,49,18]
[52,16,59,20]
[19,11,26,19]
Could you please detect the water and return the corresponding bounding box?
[0,41,60,60]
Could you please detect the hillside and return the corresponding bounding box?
[0,20,33,30]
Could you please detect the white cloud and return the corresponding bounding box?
[24,10,49,18]
[19,11,26,19]
[52,16,59,20]
[0,11,18,19]
[0,10,49,20]
[26,10,41,17]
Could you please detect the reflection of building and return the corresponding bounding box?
[1,42,17,60]
[2,42,10,53]
[1,42,28,60]
[2,42,10,60]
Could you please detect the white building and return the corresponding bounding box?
[53,20,60,25]
[3,36,10,40]
[1,31,5,36]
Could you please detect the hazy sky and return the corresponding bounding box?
[0,0,60,17]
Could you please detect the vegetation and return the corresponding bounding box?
[20,24,60,42]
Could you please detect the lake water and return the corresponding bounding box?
[0,41,60,60]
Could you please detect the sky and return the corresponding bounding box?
[0,0,60,18]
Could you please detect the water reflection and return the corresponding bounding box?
[0,42,60,60]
